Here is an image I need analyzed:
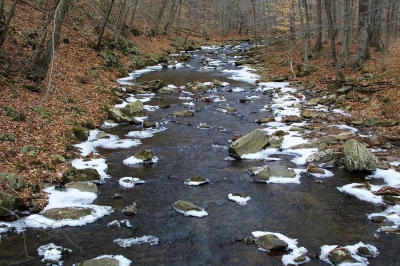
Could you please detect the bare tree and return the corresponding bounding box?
[355,0,370,68]
[0,0,18,47]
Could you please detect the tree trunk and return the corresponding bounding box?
[323,0,345,81]
[368,0,382,48]
[0,0,18,48]
[96,0,114,50]
[251,0,257,47]
[355,0,370,68]
[302,0,311,63]
[154,0,168,35]
[26,0,72,81]
[289,0,295,40]
[342,0,351,62]
[128,0,139,32]
[315,0,323,51]
[163,0,178,35]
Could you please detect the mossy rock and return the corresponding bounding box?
[256,234,288,252]
[43,207,93,220]
[73,126,90,141]
[0,132,15,141]
[66,181,98,193]
[79,257,119,266]
[81,119,96,130]
[21,145,37,156]
[0,192,23,216]
[50,154,66,164]
[173,200,202,212]
[134,149,154,161]
[328,247,357,265]
[0,171,24,191]
[121,101,146,117]
[62,167,100,183]
[172,110,194,117]
[256,116,275,124]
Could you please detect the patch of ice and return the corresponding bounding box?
[267,169,307,184]
[252,231,310,265]
[118,177,145,188]
[319,242,379,265]
[332,109,351,116]
[37,243,71,265]
[371,168,400,187]
[337,183,384,204]
[246,95,261,100]
[107,219,132,228]
[88,255,132,266]
[228,194,251,205]
[309,169,334,178]
[285,148,318,165]
[125,127,166,139]
[71,158,110,180]
[256,82,289,91]
[241,148,281,161]
[144,105,159,112]
[183,102,195,107]
[232,87,245,92]
[331,124,358,133]
[389,161,400,167]
[222,66,259,84]
[179,96,192,101]
[101,121,119,129]
[114,235,159,247]
[173,205,208,218]
[74,129,141,156]
[123,156,158,166]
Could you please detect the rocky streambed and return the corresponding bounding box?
[0,43,399,265]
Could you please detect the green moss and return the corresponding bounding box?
[73,126,89,141]
[2,106,25,121]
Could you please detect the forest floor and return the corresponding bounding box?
[0,1,399,211]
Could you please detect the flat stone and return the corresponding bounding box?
[173,200,202,212]
[172,110,194,117]
[122,202,137,216]
[306,149,335,164]
[256,234,288,252]
[78,257,119,266]
[43,207,92,220]
[62,167,100,183]
[65,181,99,194]
[256,116,275,124]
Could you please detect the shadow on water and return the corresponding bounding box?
[1,45,399,265]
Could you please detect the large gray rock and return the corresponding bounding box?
[343,139,378,171]
[121,101,146,117]
[306,149,336,164]
[248,165,296,182]
[43,207,93,220]
[0,192,23,216]
[79,258,119,266]
[65,181,99,194]
[328,247,357,265]
[62,167,100,183]
[184,81,209,94]
[256,234,288,252]
[108,108,132,123]
[0,171,24,191]
[229,129,269,159]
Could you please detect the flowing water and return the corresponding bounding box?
[0,44,399,265]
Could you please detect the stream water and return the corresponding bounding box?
[0,43,399,265]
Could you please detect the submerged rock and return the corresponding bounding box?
[62,167,100,183]
[343,139,378,172]
[256,234,288,252]
[184,176,209,186]
[122,202,137,216]
[43,207,93,220]
[121,101,146,117]
[172,110,194,117]
[78,257,120,266]
[229,129,269,159]
[65,181,99,194]
[328,247,357,265]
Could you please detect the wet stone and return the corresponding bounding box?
[122,202,137,216]
[172,110,194,117]
[256,234,288,252]
[357,246,374,257]
[229,129,269,159]
[173,200,202,212]
[328,247,357,265]
[43,207,93,220]
[65,181,99,194]
[78,257,119,266]
[370,216,386,223]
[135,149,154,161]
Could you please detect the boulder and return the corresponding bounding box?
[50,154,66,164]
[79,258,119,266]
[306,149,336,164]
[121,101,146,117]
[343,139,378,171]
[328,247,357,265]
[65,181,99,194]
[136,80,166,92]
[135,149,154,161]
[296,64,318,77]
[0,171,24,191]
[269,136,284,148]
[62,167,101,183]
[43,207,93,220]
[172,110,194,117]
[256,234,288,252]
[0,192,23,216]
[108,108,132,123]
[185,81,209,94]
[248,166,271,182]
[229,129,269,159]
